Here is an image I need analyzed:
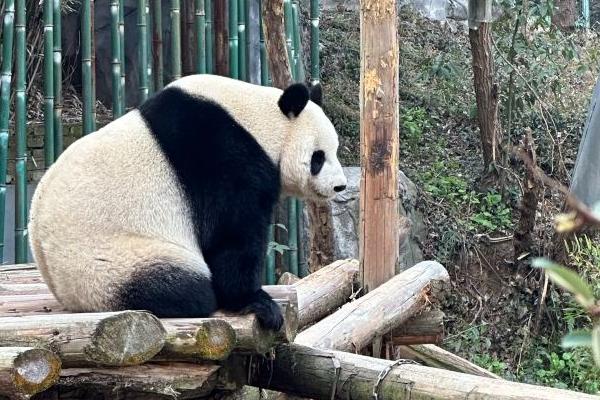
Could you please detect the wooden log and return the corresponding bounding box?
[0,312,166,367]
[248,343,597,400]
[359,0,400,292]
[0,347,61,399]
[295,261,449,351]
[39,362,222,399]
[391,310,445,345]
[293,259,359,328]
[399,343,500,379]
[157,318,236,361]
[277,272,300,285]
[0,293,66,317]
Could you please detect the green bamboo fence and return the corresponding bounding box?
[170,0,182,81]
[205,0,213,73]
[310,0,319,85]
[82,0,96,134]
[229,0,239,79]
[195,0,206,73]
[14,0,27,263]
[238,0,246,81]
[151,0,164,90]
[111,0,124,118]
[0,0,15,262]
[138,0,149,102]
[44,0,55,166]
[53,0,63,159]
[119,0,126,107]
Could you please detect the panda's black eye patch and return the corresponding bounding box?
[311,151,325,175]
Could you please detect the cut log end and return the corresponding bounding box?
[87,311,166,366]
[0,347,61,398]
[160,318,236,361]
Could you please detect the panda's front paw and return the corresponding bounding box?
[246,289,284,332]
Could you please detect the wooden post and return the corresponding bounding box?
[358,0,400,292]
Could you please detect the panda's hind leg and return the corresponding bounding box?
[103,236,217,318]
[117,260,217,318]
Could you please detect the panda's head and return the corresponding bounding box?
[277,83,347,201]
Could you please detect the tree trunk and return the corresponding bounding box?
[247,343,597,400]
[307,202,336,272]
[214,0,228,75]
[469,22,501,186]
[552,0,576,30]
[295,261,449,352]
[359,0,400,292]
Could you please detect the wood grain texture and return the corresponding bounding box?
[249,343,597,400]
[0,347,61,399]
[358,0,400,292]
[295,261,449,351]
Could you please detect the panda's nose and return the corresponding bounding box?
[334,185,346,193]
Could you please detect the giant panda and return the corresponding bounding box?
[28,74,347,331]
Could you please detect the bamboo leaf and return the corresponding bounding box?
[561,331,592,348]
[532,258,595,308]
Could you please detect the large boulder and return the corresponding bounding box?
[301,167,425,273]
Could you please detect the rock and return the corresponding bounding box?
[301,167,425,273]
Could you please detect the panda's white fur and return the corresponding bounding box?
[29,74,346,330]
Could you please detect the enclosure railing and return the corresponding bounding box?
[0,0,319,282]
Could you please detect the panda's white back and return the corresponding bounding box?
[29,110,202,311]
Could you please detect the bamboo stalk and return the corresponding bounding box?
[266,224,276,285]
[0,0,15,263]
[111,0,124,118]
[205,0,213,73]
[91,0,98,124]
[310,0,319,84]
[229,0,239,78]
[138,0,149,103]
[283,0,293,72]
[196,0,206,73]
[238,0,246,80]
[81,0,96,134]
[287,198,298,276]
[43,0,55,166]
[151,0,163,90]
[259,0,269,85]
[291,1,303,82]
[170,0,182,81]
[146,1,154,94]
[119,0,126,108]
[53,0,63,159]
[14,0,26,264]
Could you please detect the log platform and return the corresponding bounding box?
[0,261,594,400]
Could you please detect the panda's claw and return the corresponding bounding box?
[245,289,284,332]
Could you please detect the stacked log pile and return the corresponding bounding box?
[0,260,596,400]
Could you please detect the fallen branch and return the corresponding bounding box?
[399,344,500,379]
[0,347,61,399]
[0,312,166,367]
[295,261,449,351]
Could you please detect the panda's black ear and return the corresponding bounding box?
[309,82,323,107]
[278,83,310,118]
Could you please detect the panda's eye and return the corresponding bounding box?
[311,150,325,175]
